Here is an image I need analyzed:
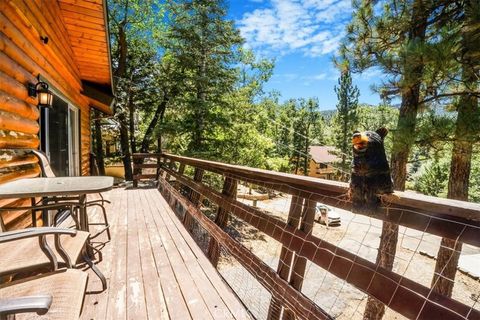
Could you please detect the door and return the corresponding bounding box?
[68,106,80,176]
[40,95,80,176]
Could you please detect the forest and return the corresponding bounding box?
[94,0,479,202]
[89,1,479,318]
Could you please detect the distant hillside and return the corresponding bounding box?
[320,109,336,121]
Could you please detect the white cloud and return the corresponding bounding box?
[310,73,327,80]
[237,0,351,58]
[272,72,329,86]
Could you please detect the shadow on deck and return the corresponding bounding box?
[80,187,249,320]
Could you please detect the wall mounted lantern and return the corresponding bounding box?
[28,76,53,108]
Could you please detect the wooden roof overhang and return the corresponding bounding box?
[58,0,114,115]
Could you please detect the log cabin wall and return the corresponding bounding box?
[0,0,112,230]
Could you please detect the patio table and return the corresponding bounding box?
[0,176,114,232]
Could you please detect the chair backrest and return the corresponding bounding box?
[0,215,6,232]
[31,149,56,178]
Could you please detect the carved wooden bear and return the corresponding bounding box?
[349,127,393,213]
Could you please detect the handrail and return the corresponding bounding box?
[152,152,480,320]
[162,153,480,221]
[161,153,480,248]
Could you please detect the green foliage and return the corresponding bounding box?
[164,0,244,153]
[332,67,359,170]
[411,147,480,203]
[356,103,399,156]
[413,157,449,197]
[103,0,478,210]
[469,152,480,202]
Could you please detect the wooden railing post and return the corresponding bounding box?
[207,176,237,266]
[282,198,316,320]
[164,159,172,181]
[175,163,186,193]
[159,157,168,179]
[155,154,161,178]
[133,159,140,188]
[183,167,204,232]
[267,195,304,320]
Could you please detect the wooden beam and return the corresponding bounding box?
[183,168,204,232]
[0,132,39,149]
[0,89,39,121]
[58,0,103,11]
[161,154,480,223]
[2,1,81,84]
[268,195,304,320]
[0,165,40,184]
[132,153,163,158]
[0,109,39,134]
[283,199,317,320]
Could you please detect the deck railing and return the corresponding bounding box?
[136,152,480,320]
[132,153,162,187]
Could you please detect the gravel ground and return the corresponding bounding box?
[217,193,480,320]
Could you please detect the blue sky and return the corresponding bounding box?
[227,0,384,110]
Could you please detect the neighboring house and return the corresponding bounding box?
[308,146,341,180]
[0,0,114,229]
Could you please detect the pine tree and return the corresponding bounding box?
[432,0,480,297]
[165,0,243,155]
[341,1,435,318]
[342,1,478,317]
[333,67,359,176]
[108,0,163,180]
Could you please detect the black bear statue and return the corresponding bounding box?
[349,127,394,213]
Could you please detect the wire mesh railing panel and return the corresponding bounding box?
[218,247,272,320]
[155,153,480,320]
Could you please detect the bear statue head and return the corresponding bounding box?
[352,127,389,155]
[351,127,390,176]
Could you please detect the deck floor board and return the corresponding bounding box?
[80,187,248,320]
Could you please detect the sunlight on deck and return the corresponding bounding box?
[80,188,249,320]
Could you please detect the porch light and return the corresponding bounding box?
[28,80,53,108]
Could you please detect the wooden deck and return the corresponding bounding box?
[79,187,249,320]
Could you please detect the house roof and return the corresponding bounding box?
[309,146,341,164]
[58,0,114,114]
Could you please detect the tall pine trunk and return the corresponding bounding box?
[363,1,428,318]
[191,49,207,153]
[140,96,169,154]
[114,18,133,181]
[128,94,137,154]
[431,1,479,297]
[118,112,133,180]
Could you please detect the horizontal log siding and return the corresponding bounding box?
[0,0,92,229]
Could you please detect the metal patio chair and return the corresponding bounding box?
[0,269,88,320]
[0,204,106,291]
[31,149,111,240]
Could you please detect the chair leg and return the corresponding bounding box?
[101,205,111,241]
[86,203,111,241]
[82,248,106,291]
[99,193,111,205]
